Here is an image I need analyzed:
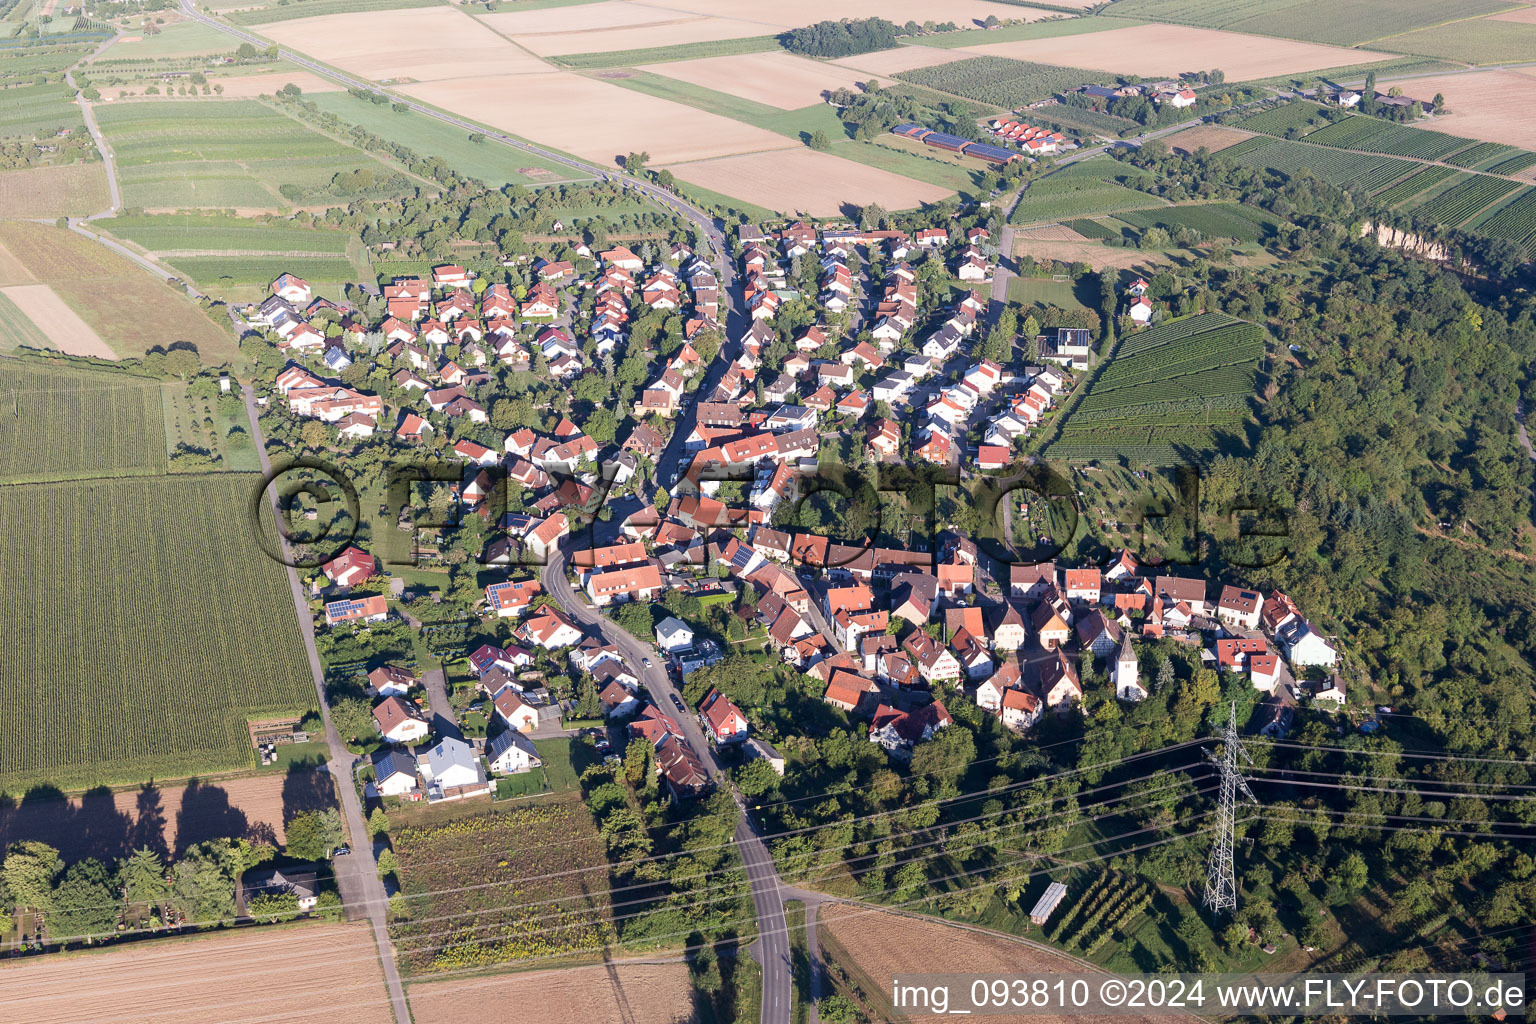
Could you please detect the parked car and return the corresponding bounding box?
[669,693,686,713]
[333,845,351,857]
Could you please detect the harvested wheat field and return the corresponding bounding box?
[1,284,116,359]
[204,70,342,97]
[664,146,952,215]
[641,0,1055,31]
[960,24,1388,80]
[0,922,392,1024]
[820,903,1159,1024]
[262,7,549,81]
[0,163,109,219]
[1491,5,1536,22]
[1395,70,1536,150]
[410,962,694,1024]
[1167,124,1255,155]
[638,51,886,110]
[826,44,978,77]
[1016,236,1173,271]
[402,72,796,165]
[0,770,335,863]
[498,15,765,56]
[1015,223,1093,241]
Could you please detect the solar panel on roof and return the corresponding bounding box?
[923,132,971,148]
[963,143,1017,162]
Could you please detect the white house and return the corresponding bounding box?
[371,747,419,797]
[486,728,543,775]
[418,736,491,801]
[373,696,430,746]
[656,616,695,654]
[493,686,540,733]
[1280,619,1338,668]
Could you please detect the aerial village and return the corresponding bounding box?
[249,214,1340,806]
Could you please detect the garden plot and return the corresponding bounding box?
[662,146,952,216]
[260,6,550,80]
[958,23,1389,80]
[637,50,887,110]
[401,71,797,165]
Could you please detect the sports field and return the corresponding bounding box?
[957,23,1390,80]
[0,473,314,793]
[0,221,237,364]
[662,146,953,216]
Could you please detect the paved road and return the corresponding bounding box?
[241,384,411,1024]
[422,666,463,740]
[538,547,792,1024]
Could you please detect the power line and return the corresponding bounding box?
[1203,701,1254,916]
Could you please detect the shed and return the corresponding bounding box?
[1030,881,1068,926]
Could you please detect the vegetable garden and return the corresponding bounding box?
[0,474,314,793]
[1048,312,1263,464]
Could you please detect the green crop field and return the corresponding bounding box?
[94,100,417,210]
[0,81,81,139]
[1443,141,1522,170]
[1372,164,1461,205]
[228,0,443,24]
[1465,186,1536,254]
[1112,0,1517,45]
[1411,175,1521,227]
[835,139,982,193]
[1487,152,1536,176]
[896,56,1109,109]
[1236,100,1330,136]
[307,92,588,187]
[1376,17,1536,66]
[0,474,314,793]
[1034,104,1140,139]
[390,801,613,974]
[1048,312,1264,464]
[550,34,781,69]
[103,214,354,254]
[1065,218,1120,240]
[167,255,358,286]
[1008,276,1094,311]
[1113,202,1279,242]
[597,70,844,141]
[1011,177,1168,223]
[0,292,51,353]
[98,20,236,59]
[1228,137,1418,192]
[1298,115,1473,162]
[0,360,168,484]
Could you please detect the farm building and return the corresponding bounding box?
[962,142,1024,166]
[1030,881,1068,926]
[892,123,931,140]
[922,131,972,153]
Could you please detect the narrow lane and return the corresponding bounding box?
[241,384,412,1024]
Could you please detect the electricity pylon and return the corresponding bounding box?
[1203,701,1257,914]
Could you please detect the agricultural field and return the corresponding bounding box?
[1235,100,1331,136]
[102,214,354,255]
[908,17,1141,49]
[0,221,238,364]
[408,963,694,1024]
[0,283,115,359]
[1227,137,1419,193]
[957,23,1387,80]
[1046,873,1154,957]
[0,80,81,139]
[595,70,846,141]
[0,291,50,351]
[0,922,393,1023]
[229,0,445,25]
[1105,0,1514,45]
[0,162,109,218]
[1410,175,1521,227]
[1034,103,1140,139]
[306,91,589,186]
[896,56,1109,108]
[1373,164,1463,206]
[1048,311,1264,464]
[636,50,885,111]
[836,138,983,194]
[93,100,419,211]
[1007,276,1095,313]
[662,146,952,217]
[389,800,614,975]
[1010,171,1167,225]
[1166,124,1254,155]
[1377,16,1536,66]
[1391,71,1536,153]
[167,255,360,294]
[1443,141,1526,170]
[1113,202,1280,242]
[0,360,168,483]
[1465,186,1536,253]
[96,19,236,59]
[1298,115,1474,162]
[549,35,783,70]
[0,474,315,794]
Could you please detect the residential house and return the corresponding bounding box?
[486,728,542,775]
[699,689,750,745]
[371,747,419,797]
[418,736,490,802]
[373,696,430,745]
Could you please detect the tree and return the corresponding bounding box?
[52,858,118,942]
[173,840,240,925]
[247,891,300,922]
[469,132,486,144]
[623,736,654,786]
[367,808,391,838]
[1361,70,1377,115]
[2,841,61,914]
[735,758,781,798]
[164,348,200,379]
[624,151,650,174]
[284,809,346,860]
[300,419,330,449]
[1157,655,1175,691]
[376,848,398,879]
[121,847,169,907]
[808,129,831,151]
